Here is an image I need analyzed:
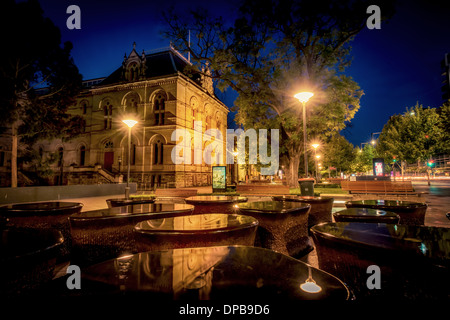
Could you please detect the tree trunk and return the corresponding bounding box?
[401,160,404,181]
[286,151,301,188]
[11,122,18,188]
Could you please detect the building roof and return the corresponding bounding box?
[98,46,201,86]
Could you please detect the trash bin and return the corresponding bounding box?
[298,178,315,196]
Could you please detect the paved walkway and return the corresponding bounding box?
[63,184,449,228]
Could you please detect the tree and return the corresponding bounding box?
[437,102,450,154]
[164,0,395,187]
[351,143,377,174]
[0,0,84,187]
[376,103,444,185]
[322,134,356,176]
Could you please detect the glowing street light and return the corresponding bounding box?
[294,92,314,104]
[312,143,320,182]
[294,92,314,178]
[300,266,322,294]
[371,132,381,146]
[122,119,138,199]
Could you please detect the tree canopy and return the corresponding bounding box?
[376,103,445,164]
[0,0,84,186]
[321,134,356,175]
[164,0,394,186]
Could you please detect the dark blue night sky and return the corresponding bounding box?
[36,0,450,147]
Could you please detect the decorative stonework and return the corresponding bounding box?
[16,45,228,189]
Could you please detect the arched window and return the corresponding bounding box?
[81,101,87,114]
[205,115,211,131]
[153,143,158,165]
[103,101,112,130]
[153,139,163,165]
[216,120,222,133]
[154,94,165,125]
[191,97,198,129]
[125,93,139,114]
[128,62,139,81]
[105,141,114,149]
[79,146,86,166]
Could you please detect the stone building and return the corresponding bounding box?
[1,44,228,188]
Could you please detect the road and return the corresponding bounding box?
[412,180,450,227]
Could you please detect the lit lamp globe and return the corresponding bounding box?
[123,119,138,128]
[294,92,314,104]
[300,279,322,294]
[300,267,322,294]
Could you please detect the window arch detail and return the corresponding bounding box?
[153,92,166,126]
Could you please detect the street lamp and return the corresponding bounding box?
[294,92,314,177]
[315,154,321,182]
[312,143,320,182]
[122,119,138,199]
[232,151,239,185]
[360,142,369,152]
[371,132,381,145]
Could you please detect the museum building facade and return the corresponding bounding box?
[5,44,228,188]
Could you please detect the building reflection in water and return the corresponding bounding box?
[113,246,230,299]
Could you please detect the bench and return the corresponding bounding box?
[236,184,290,195]
[154,188,198,199]
[340,180,419,195]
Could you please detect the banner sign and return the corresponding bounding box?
[212,166,227,192]
[372,158,385,176]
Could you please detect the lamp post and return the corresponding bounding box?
[371,132,381,145]
[312,143,320,182]
[294,92,314,178]
[360,142,369,152]
[122,119,138,199]
[232,151,239,185]
[315,155,321,183]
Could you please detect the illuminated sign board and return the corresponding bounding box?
[212,166,227,192]
[372,158,385,176]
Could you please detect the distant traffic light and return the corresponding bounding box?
[427,160,435,167]
[393,156,397,162]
